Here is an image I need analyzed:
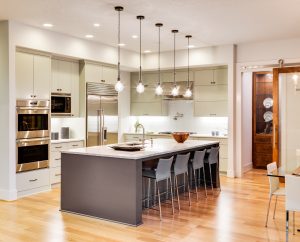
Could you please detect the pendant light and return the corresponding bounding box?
[171,30,179,96]
[114,6,124,92]
[136,15,145,94]
[155,23,163,95]
[184,35,192,98]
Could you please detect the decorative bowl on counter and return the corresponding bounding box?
[172,132,190,143]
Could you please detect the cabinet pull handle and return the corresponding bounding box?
[210,114,217,116]
[55,146,62,149]
[55,173,61,177]
[55,158,61,161]
[72,144,79,147]
[29,179,38,182]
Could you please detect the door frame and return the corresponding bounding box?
[272,67,300,166]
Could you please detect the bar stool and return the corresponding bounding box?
[142,156,175,220]
[173,153,191,210]
[205,147,220,192]
[190,149,207,200]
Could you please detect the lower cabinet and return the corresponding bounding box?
[16,168,50,198]
[50,140,84,185]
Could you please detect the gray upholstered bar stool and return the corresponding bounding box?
[190,149,207,200]
[173,153,191,210]
[205,146,220,192]
[142,156,175,220]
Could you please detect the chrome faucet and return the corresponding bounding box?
[136,123,145,146]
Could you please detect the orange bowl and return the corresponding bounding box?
[172,132,190,143]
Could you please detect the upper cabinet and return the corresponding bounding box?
[83,62,117,85]
[16,51,51,99]
[193,67,228,117]
[130,72,168,116]
[51,58,80,117]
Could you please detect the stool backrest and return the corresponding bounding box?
[285,174,300,212]
[267,162,280,195]
[174,153,190,176]
[208,147,219,165]
[193,150,206,170]
[156,156,174,182]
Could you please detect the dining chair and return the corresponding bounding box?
[265,162,285,227]
[285,174,300,242]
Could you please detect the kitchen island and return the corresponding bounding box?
[61,139,220,226]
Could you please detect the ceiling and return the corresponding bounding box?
[1,0,300,53]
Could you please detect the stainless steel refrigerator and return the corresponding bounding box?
[86,82,118,146]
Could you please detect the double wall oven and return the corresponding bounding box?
[16,100,50,172]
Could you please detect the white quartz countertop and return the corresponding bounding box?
[62,138,219,160]
[51,138,85,144]
[124,132,228,139]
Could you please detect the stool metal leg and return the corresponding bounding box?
[147,178,151,208]
[273,195,278,219]
[166,179,169,200]
[202,167,207,197]
[154,180,157,206]
[169,177,175,215]
[186,172,191,206]
[156,181,162,220]
[193,169,199,201]
[209,164,214,192]
[175,175,181,211]
[183,173,186,192]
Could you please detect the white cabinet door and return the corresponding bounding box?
[214,68,228,85]
[102,66,117,85]
[194,100,228,117]
[51,59,60,93]
[131,102,164,116]
[16,52,34,99]
[175,71,194,82]
[85,63,101,83]
[131,88,162,102]
[194,69,214,85]
[162,72,173,83]
[34,55,51,99]
[58,60,72,93]
[194,85,227,101]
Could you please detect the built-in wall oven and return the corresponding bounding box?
[16,99,50,139]
[16,99,50,172]
[16,137,49,172]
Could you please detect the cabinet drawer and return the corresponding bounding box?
[50,167,61,184]
[51,143,67,152]
[50,151,61,167]
[68,141,84,149]
[17,169,50,192]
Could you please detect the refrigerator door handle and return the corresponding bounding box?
[97,109,101,146]
[100,109,105,145]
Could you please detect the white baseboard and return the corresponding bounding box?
[243,162,253,173]
[226,169,235,178]
[17,185,51,199]
[0,188,18,201]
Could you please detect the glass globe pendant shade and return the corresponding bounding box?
[184,88,192,98]
[136,82,145,93]
[155,84,163,95]
[115,80,124,92]
[171,85,179,96]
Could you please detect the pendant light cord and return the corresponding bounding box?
[158,26,161,85]
[117,10,121,81]
[187,37,190,88]
[173,31,176,85]
[139,18,142,83]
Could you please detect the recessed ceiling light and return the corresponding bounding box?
[132,35,138,39]
[188,45,195,48]
[118,43,126,46]
[93,23,100,27]
[43,23,53,28]
[85,34,94,38]
[144,50,152,53]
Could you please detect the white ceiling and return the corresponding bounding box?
[1,0,300,53]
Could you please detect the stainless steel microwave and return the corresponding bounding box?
[51,93,72,116]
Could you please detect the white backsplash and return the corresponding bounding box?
[127,100,228,135]
[51,117,85,139]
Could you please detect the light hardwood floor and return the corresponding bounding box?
[0,170,298,242]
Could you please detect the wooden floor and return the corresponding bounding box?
[0,169,299,242]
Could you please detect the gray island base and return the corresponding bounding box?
[61,139,220,226]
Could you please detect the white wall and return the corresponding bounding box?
[241,72,252,172]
